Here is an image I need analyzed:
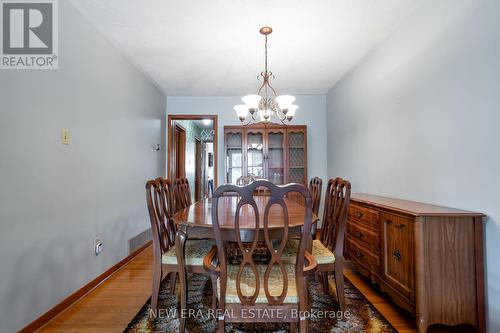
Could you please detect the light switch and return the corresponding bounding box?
[61,128,70,145]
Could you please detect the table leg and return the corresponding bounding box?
[176,225,188,333]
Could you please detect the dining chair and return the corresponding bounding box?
[204,180,317,333]
[282,177,351,312]
[174,177,192,212]
[309,177,323,239]
[145,177,216,320]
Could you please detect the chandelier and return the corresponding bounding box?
[234,26,298,125]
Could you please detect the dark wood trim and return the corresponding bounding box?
[167,114,218,188]
[19,240,152,333]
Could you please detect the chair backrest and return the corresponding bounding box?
[212,180,312,306]
[174,177,192,211]
[309,177,323,216]
[146,178,177,258]
[318,177,351,257]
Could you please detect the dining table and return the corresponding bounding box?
[172,195,319,326]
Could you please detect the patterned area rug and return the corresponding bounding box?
[125,274,396,333]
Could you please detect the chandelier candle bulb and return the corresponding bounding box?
[286,105,298,121]
[275,95,296,109]
[234,105,249,122]
[242,94,262,109]
[234,27,298,125]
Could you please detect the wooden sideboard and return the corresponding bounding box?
[345,194,486,333]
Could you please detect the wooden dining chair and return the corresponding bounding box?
[174,177,192,212]
[204,180,317,333]
[309,177,323,238]
[282,177,351,312]
[316,178,351,311]
[145,177,216,324]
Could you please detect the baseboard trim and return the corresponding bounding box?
[19,241,152,333]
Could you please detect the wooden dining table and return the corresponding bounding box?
[172,195,318,327]
[173,195,318,238]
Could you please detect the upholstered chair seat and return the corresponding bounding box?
[282,239,335,265]
[219,264,299,304]
[162,239,214,266]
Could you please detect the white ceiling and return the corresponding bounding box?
[71,0,423,96]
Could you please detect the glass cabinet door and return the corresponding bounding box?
[225,131,243,184]
[245,130,264,179]
[266,130,285,184]
[287,130,306,184]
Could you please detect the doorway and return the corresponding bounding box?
[167,115,218,202]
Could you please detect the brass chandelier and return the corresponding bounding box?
[234,26,298,125]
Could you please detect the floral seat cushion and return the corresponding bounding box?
[219,264,299,304]
[281,239,335,265]
[162,239,214,266]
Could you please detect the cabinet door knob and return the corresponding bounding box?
[393,249,402,261]
[395,223,405,229]
[355,211,364,218]
[354,231,363,238]
[356,251,364,258]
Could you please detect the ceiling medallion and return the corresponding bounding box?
[234,26,298,125]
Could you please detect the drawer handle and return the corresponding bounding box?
[356,251,364,258]
[393,249,402,261]
[354,211,364,218]
[385,220,405,229]
[354,231,363,238]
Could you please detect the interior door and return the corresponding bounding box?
[173,124,186,179]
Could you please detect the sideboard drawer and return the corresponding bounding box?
[348,204,379,230]
[347,238,379,274]
[347,221,379,254]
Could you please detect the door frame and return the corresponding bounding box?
[167,114,218,188]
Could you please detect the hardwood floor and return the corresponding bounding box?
[344,264,417,333]
[37,245,423,333]
[37,247,154,332]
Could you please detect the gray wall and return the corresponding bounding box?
[326,0,499,331]
[0,2,165,332]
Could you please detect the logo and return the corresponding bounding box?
[1,0,58,69]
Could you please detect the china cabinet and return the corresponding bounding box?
[224,123,307,185]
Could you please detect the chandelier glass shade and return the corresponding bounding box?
[234,27,298,125]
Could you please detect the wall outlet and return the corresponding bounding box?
[94,237,103,256]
